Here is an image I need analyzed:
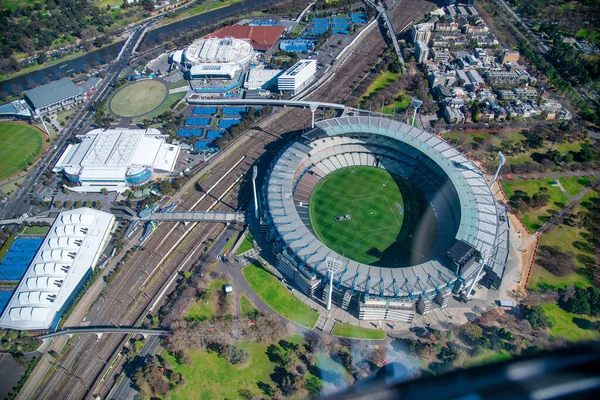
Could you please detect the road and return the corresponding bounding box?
[0,25,148,220]
[494,0,550,53]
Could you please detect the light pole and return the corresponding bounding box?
[410,98,422,127]
[326,257,341,310]
[491,151,506,186]
[252,166,259,220]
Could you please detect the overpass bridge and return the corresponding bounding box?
[0,216,55,226]
[140,211,244,223]
[37,327,171,340]
[365,0,406,74]
[187,98,346,128]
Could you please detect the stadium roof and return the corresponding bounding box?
[185,37,253,65]
[0,100,32,118]
[24,78,82,110]
[266,116,507,298]
[0,208,114,330]
[207,25,285,51]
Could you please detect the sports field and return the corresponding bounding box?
[109,80,167,118]
[309,166,425,267]
[0,122,46,181]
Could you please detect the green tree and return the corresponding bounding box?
[522,305,553,329]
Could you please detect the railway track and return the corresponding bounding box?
[35,1,435,398]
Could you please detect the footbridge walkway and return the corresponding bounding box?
[187,98,346,111]
[37,327,171,340]
[365,0,407,74]
[140,211,244,223]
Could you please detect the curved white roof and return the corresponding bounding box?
[184,37,253,66]
[0,208,115,330]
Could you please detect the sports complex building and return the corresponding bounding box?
[263,116,509,322]
[53,128,180,192]
[0,208,114,330]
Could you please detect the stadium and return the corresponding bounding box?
[170,37,254,94]
[262,116,509,322]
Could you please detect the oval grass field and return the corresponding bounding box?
[0,122,46,181]
[309,166,424,267]
[109,80,167,118]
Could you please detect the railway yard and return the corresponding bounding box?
[24,1,437,398]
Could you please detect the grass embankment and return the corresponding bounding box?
[502,178,569,232]
[0,122,46,180]
[240,293,260,319]
[542,303,600,342]
[331,322,386,340]
[21,226,50,236]
[161,0,242,24]
[529,190,598,291]
[558,176,592,196]
[235,232,254,255]
[185,279,231,322]
[242,262,318,329]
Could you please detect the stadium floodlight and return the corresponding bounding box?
[410,98,423,127]
[491,151,506,186]
[465,246,494,301]
[325,257,342,310]
[252,166,259,220]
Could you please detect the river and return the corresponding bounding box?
[0,0,277,96]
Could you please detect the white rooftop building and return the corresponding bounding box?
[0,208,115,330]
[277,60,317,95]
[53,128,180,193]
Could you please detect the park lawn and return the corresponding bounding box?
[505,140,585,166]
[381,93,410,114]
[542,303,600,342]
[240,293,261,319]
[56,108,76,126]
[0,122,45,180]
[502,178,569,232]
[559,176,591,196]
[21,226,50,236]
[161,0,242,24]
[362,71,402,100]
[95,0,122,7]
[132,92,186,123]
[185,279,230,322]
[331,322,386,340]
[169,79,190,89]
[164,341,279,400]
[110,80,167,118]
[463,349,512,367]
[242,262,318,329]
[235,232,254,255]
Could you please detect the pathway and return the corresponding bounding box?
[507,170,600,179]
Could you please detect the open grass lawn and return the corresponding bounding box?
[559,176,591,196]
[132,92,186,123]
[185,279,230,322]
[502,178,569,232]
[240,293,261,319]
[529,190,598,291]
[242,262,318,328]
[505,140,585,166]
[161,0,242,24]
[463,349,512,368]
[331,322,386,340]
[309,166,425,266]
[21,226,50,236]
[109,80,167,118]
[381,93,410,115]
[235,232,254,255]
[0,122,45,181]
[361,71,402,102]
[542,303,600,342]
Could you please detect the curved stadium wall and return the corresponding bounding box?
[263,116,509,310]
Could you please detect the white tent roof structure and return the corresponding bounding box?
[0,208,115,330]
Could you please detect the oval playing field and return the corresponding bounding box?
[309,166,425,267]
[0,122,46,181]
[109,80,168,118]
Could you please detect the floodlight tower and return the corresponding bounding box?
[252,166,259,220]
[465,246,494,301]
[410,98,423,127]
[310,103,318,129]
[491,151,506,186]
[326,257,342,310]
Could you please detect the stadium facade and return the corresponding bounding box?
[53,128,180,192]
[0,208,114,330]
[262,116,509,322]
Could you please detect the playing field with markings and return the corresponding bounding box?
[309,166,425,267]
[0,122,46,181]
[109,80,168,118]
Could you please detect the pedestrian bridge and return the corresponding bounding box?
[37,327,171,340]
[187,98,346,111]
[141,211,244,223]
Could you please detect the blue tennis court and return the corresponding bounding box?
[194,141,218,151]
[332,29,349,35]
[332,18,349,23]
[185,117,211,126]
[219,118,241,129]
[0,291,14,314]
[313,23,330,29]
[192,107,217,115]
[222,107,247,114]
[309,29,328,35]
[0,237,44,281]
[312,17,328,23]
[206,130,223,140]
[178,128,204,137]
[351,13,367,23]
